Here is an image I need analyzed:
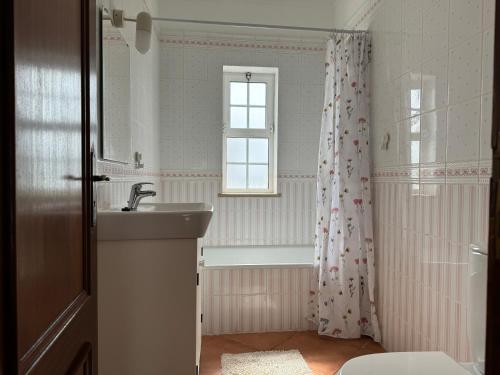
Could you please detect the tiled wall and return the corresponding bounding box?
[373,179,489,360]
[161,176,315,246]
[334,0,494,361]
[368,0,494,172]
[158,33,324,176]
[157,34,325,246]
[97,0,161,209]
[202,267,314,335]
[102,33,131,162]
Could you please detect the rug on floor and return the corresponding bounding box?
[221,349,314,375]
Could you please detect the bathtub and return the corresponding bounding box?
[201,245,315,335]
[203,245,314,268]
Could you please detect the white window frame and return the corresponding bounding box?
[222,66,279,195]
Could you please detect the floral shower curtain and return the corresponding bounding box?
[308,33,380,341]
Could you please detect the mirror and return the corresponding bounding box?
[100,19,132,163]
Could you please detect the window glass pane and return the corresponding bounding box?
[227,138,247,163]
[227,164,247,189]
[248,165,268,189]
[248,138,268,163]
[249,107,266,129]
[249,83,266,106]
[230,106,247,128]
[230,82,247,105]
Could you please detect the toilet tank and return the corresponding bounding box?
[469,244,488,374]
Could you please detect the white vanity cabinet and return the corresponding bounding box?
[97,203,212,375]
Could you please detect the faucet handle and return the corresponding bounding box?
[132,182,154,190]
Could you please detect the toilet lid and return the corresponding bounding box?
[339,352,472,375]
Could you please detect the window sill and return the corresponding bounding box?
[218,192,282,198]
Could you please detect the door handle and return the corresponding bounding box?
[92,175,110,182]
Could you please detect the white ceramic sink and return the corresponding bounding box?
[98,203,214,240]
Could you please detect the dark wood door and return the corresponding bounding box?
[486,1,500,374]
[1,0,98,374]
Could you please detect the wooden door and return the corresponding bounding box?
[0,0,98,374]
[486,1,500,374]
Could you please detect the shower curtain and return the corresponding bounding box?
[308,33,380,342]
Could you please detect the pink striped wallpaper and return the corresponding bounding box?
[373,177,489,361]
[202,267,314,335]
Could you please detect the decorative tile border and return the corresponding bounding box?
[159,171,316,179]
[161,171,222,178]
[98,162,317,180]
[373,162,492,184]
[159,36,325,53]
[97,160,162,178]
[99,160,492,183]
[103,35,124,42]
[420,164,446,184]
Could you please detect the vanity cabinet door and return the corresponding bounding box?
[196,240,203,368]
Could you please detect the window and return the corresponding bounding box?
[222,66,279,195]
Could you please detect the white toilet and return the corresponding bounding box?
[339,244,487,375]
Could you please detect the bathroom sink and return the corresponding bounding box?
[98,203,214,240]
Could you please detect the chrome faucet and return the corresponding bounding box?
[124,182,156,211]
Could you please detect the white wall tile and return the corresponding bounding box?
[299,141,319,174]
[278,143,300,172]
[449,0,482,48]
[420,109,447,164]
[224,49,257,67]
[160,107,183,139]
[448,34,482,105]
[300,84,323,115]
[352,0,494,361]
[183,48,208,80]
[158,36,324,175]
[483,0,496,30]
[160,46,184,79]
[421,55,448,113]
[160,78,184,108]
[482,29,495,94]
[446,98,480,163]
[278,112,300,142]
[401,72,422,120]
[160,139,184,169]
[399,118,420,165]
[183,139,208,170]
[402,0,423,74]
[480,94,493,161]
[422,0,449,61]
[299,53,324,85]
[277,53,301,84]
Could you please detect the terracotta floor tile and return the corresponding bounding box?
[200,331,384,375]
[200,336,256,375]
[224,331,296,351]
[275,332,363,375]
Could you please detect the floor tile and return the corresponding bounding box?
[200,331,385,375]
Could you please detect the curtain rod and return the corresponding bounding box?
[121,16,366,34]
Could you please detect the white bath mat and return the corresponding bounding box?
[221,349,314,375]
